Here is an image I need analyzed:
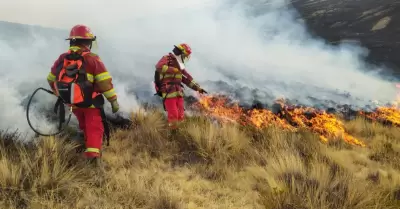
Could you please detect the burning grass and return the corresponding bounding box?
[192,94,400,147]
[1,107,400,208]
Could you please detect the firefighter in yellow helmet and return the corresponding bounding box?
[154,43,207,129]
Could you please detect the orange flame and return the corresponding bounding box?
[358,83,400,126]
[193,94,365,147]
[360,106,400,126]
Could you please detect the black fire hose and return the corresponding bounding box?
[26,87,72,137]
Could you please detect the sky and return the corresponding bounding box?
[0,0,213,29]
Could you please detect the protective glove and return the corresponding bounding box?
[198,88,208,94]
[110,100,120,113]
[49,87,59,96]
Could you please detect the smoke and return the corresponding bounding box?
[0,0,398,137]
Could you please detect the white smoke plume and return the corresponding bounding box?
[0,0,397,137]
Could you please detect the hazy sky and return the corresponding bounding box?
[0,0,211,29]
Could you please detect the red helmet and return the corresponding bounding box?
[66,24,96,41]
[174,43,192,57]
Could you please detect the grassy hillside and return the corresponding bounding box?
[1,107,400,209]
[291,0,400,75]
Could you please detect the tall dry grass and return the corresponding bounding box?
[1,110,400,209]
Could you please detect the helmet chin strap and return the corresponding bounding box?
[173,54,186,69]
[180,54,190,64]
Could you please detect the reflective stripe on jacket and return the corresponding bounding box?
[155,53,200,98]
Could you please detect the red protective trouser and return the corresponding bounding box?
[72,108,104,158]
[164,97,185,129]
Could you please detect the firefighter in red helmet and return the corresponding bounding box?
[47,24,119,165]
[154,43,207,130]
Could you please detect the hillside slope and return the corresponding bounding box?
[1,111,400,209]
[292,0,400,75]
[1,1,400,208]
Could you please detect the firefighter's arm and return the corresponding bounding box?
[46,72,56,92]
[181,69,207,93]
[91,55,118,102]
[155,56,180,74]
[91,55,119,113]
[46,54,65,94]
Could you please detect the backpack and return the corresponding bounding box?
[53,51,97,108]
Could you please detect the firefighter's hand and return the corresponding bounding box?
[198,88,208,94]
[111,100,120,113]
[49,88,59,96]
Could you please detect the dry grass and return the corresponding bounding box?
[1,110,400,209]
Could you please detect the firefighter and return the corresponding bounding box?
[154,43,207,130]
[47,24,119,164]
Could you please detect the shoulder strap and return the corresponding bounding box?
[75,52,91,82]
[167,54,173,66]
[54,51,92,83]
